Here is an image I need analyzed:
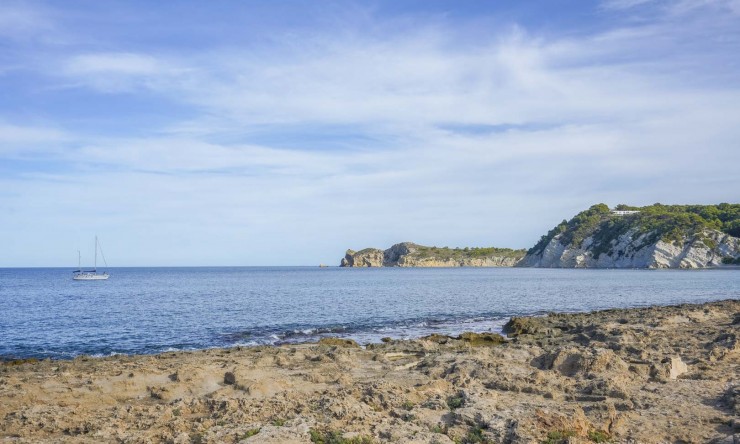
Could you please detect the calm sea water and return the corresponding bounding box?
[0,267,738,359]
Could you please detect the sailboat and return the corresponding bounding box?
[73,236,109,280]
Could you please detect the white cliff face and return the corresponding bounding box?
[650,231,739,268]
[395,256,522,267]
[520,229,740,269]
[340,249,384,267]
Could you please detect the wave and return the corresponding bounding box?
[3,313,513,360]
[217,313,511,348]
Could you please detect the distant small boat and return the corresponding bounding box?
[73,236,109,281]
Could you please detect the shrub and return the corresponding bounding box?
[588,430,611,442]
[241,428,260,439]
[446,394,465,410]
[309,429,374,444]
[541,430,576,444]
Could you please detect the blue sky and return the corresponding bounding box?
[1,0,739,266]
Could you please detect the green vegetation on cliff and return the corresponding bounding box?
[413,245,526,260]
[528,203,740,257]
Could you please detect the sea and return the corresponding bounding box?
[1,267,738,360]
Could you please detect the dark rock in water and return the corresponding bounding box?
[503,317,542,337]
[224,372,236,385]
[318,337,360,348]
[420,332,505,346]
[421,334,450,344]
[458,332,506,346]
[503,316,564,340]
[1,358,40,366]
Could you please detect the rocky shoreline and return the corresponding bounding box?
[1,300,738,443]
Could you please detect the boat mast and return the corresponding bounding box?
[94,235,98,272]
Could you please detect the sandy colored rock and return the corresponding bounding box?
[0,299,737,443]
[317,337,361,348]
[669,356,688,380]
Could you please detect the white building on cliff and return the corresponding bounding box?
[611,210,640,216]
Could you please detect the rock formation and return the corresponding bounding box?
[2,300,738,443]
[340,248,385,267]
[340,242,526,267]
[521,203,740,268]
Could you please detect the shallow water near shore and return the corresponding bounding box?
[1,267,738,359]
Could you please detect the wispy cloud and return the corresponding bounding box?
[603,0,740,15]
[0,1,739,265]
[601,0,654,10]
[0,122,70,155]
[58,52,190,93]
[65,53,162,76]
[0,3,53,39]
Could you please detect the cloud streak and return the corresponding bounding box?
[0,1,739,265]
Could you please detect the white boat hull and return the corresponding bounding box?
[73,273,109,280]
[74,236,110,280]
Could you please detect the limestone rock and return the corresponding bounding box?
[539,348,629,378]
[458,332,506,346]
[340,248,384,267]
[668,356,688,380]
[650,356,688,381]
[520,203,740,269]
[317,337,360,348]
[521,228,740,269]
[340,242,526,267]
[503,316,557,338]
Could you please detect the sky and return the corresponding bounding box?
[1,0,739,266]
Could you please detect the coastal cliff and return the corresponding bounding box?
[340,242,526,267]
[520,203,740,268]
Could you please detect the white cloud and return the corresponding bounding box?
[671,0,740,14]
[65,53,161,76]
[59,52,192,92]
[0,122,70,155]
[0,3,53,39]
[1,3,739,265]
[602,0,657,9]
[602,0,740,14]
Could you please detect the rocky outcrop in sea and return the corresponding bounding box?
[340,242,525,267]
